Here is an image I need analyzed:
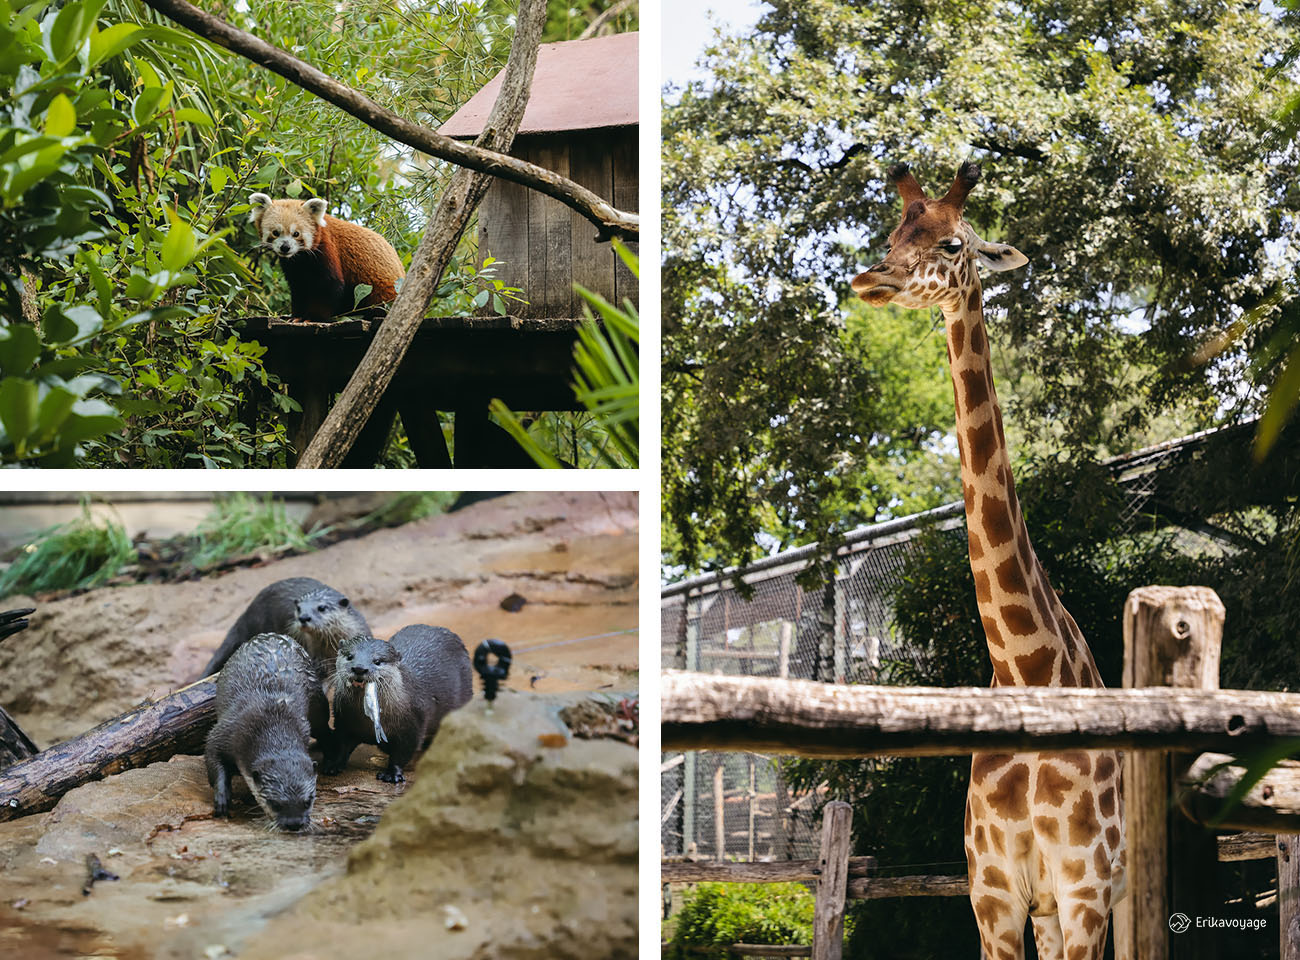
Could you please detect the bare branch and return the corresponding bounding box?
[138,0,638,240]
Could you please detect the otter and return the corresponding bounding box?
[198,577,368,679]
[322,626,473,783]
[204,632,327,831]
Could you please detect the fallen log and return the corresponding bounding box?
[662,672,1300,757]
[0,678,217,822]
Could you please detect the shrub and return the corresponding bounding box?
[665,882,832,959]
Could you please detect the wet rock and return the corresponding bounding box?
[240,692,638,960]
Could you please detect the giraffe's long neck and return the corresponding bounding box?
[942,267,1100,689]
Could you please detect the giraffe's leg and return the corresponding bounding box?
[971,887,1029,960]
[1030,915,1065,960]
[1057,891,1110,960]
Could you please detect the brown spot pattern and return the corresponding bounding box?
[1015,644,1056,685]
[995,556,1029,595]
[972,753,1013,784]
[1072,885,1098,901]
[991,824,1006,856]
[1058,752,1091,775]
[967,288,980,313]
[1092,842,1111,880]
[970,321,986,355]
[1001,604,1037,636]
[973,895,1010,927]
[991,656,1014,685]
[1068,793,1101,846]
[981,494,1014,547]
[981,616,1004,648]
[1034,764,1074,807]
[1095,756,1116,783]
[1062,858,1085,883]
[967,420,997,476]
[961,368,990,415]
[1057,657,1075,685]
[1073,903,1106,934]
[986,763,1030,820]
[982,866,1010,890]
[1033,815,1060,842]
[968,528,984,561]
[1106,825,1120,851]
[974,825,988,853]
[1098,787,1116,819]
[975,570,992,604]
[951,317,965,359]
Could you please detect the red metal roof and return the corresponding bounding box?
[438,32,638,137]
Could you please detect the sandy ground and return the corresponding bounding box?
[0,490,638,746]
[0,491,639,959]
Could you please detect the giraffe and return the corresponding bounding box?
[850,161,1126,960]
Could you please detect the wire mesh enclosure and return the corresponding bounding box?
[660,422,1258,862]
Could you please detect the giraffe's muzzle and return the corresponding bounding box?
[851,266,899,304]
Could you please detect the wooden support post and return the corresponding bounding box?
[1279,835,1300,960]
[773,767,792,861]
[714,758,726,862]
[778,621,792,680]
[811,800,851,960]
[748,757,757,862]
[1113,585,1224,960]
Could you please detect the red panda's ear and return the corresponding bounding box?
[248,192,271,225]
[303,198,327,226]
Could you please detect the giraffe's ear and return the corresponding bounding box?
[971,233,1028,272]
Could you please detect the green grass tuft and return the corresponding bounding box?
[0,502,136,599]
[188,493,328,570]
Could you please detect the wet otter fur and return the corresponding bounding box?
[323,626,473,782]
[198,577,368,679]
[204,632,328,831]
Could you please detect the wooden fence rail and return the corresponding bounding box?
[662,674,1300,757]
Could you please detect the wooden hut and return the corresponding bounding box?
[243,33,638,468]
[438,31,639,318]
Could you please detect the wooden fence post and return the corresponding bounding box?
[1113,585,1224,960]
[1279,835,1300,960]
[714,758,726,861]
[812,800,852,960]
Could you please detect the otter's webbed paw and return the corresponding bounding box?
[377,764,405,783]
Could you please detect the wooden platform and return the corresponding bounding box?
[239,314,585,468]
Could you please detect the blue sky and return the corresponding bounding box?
[661,0,765,89]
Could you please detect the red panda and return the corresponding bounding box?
[248,193,405,323]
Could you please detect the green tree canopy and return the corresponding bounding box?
[663,0,1299,574]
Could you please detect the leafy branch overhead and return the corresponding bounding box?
[663,0,1300,574]
[138,0,638,242]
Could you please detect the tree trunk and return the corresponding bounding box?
[296,0,548,467]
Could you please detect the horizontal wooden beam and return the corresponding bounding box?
[847,874,968,899]
[1217,832,1278,862]
[662,672,1300,757]
[1180,753,1300,834]
[662,857,876,884]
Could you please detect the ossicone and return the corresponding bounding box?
[940,161,981,210]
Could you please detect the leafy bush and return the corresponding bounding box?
[665,882,825,959]
[0,502,135,597]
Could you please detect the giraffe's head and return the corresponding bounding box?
[851,161,1027,310]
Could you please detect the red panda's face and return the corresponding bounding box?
[248,194,327,259]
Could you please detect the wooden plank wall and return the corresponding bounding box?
[478,127,636,318]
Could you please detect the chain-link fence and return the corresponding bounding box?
[661,422,1256,862]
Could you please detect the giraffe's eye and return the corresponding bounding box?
[939,238,963,255]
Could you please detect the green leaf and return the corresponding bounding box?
[471,289,489,310]
[1253,341,1300,461]
[132,85,164,127]
[88,22,146,67]
[0,377,39,449]
[208,165,228,192]
[56,397,121,445]
[77,249,112,317]
[44,303,103,345]
[285,178,303,197]
[351,283,373,309]
[47,0,95,64]
[0,324,42,375]
[159,210,196,272]
[488,399,563,468]
[173,107,212,127]
[44,93,75,137]
[34,383,77,441]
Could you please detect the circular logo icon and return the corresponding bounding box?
[1169,913,1192,934]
